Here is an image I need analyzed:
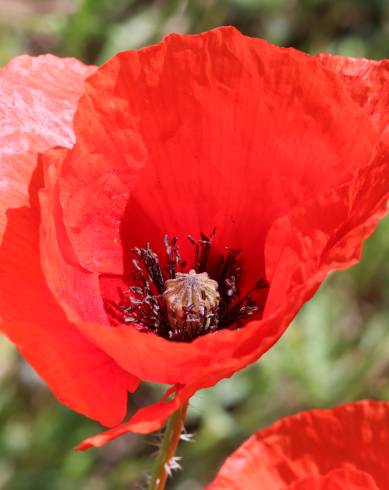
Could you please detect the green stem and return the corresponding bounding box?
[147,403,189,490]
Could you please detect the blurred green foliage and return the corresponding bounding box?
[1,0,389,65]
[0,0,389,489]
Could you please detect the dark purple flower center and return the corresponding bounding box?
[106,231,268,342]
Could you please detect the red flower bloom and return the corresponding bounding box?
[207,400,389,489]
[0,27,388,450]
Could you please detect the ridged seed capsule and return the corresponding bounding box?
[163,270,220,337]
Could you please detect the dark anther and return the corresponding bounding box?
[164,235,186,279]
[132,243,165,295]
[187,228,216,273]
[215,247,242,319]
[219,277,268,327]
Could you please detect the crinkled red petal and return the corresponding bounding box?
[316,53,389,143]
[39,149,110,325]
[207,400,389,489]
[59,27,377,279]
[288,469,379,490]
[0,54,96,242]
[0,202,139,427]
[75,383,197,450]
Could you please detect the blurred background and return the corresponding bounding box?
[0,0,389,489]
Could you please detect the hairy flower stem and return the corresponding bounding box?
[147,402,189,490]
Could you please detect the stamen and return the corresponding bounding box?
[164,235,186,279]
[220,278,268,326]
[132,243,165,294]
[215,247,242,320]
[110,231,268,341]
[187,228,216,272]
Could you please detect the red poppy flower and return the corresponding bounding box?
[1,27,388,450]
[207,400,389,489]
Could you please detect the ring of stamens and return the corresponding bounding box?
[105,231,268,341]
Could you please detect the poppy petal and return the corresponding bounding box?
[264,144,389,314]
[75,383,197,450]
[317,53,389,141]
[288,469,379,490]
[39,149,110,326]
[207,400,389,489]
[0,54,96,242]
[58,27,377,279]
[0,204,139,427]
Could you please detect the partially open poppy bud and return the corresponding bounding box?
[163,270,220,338]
